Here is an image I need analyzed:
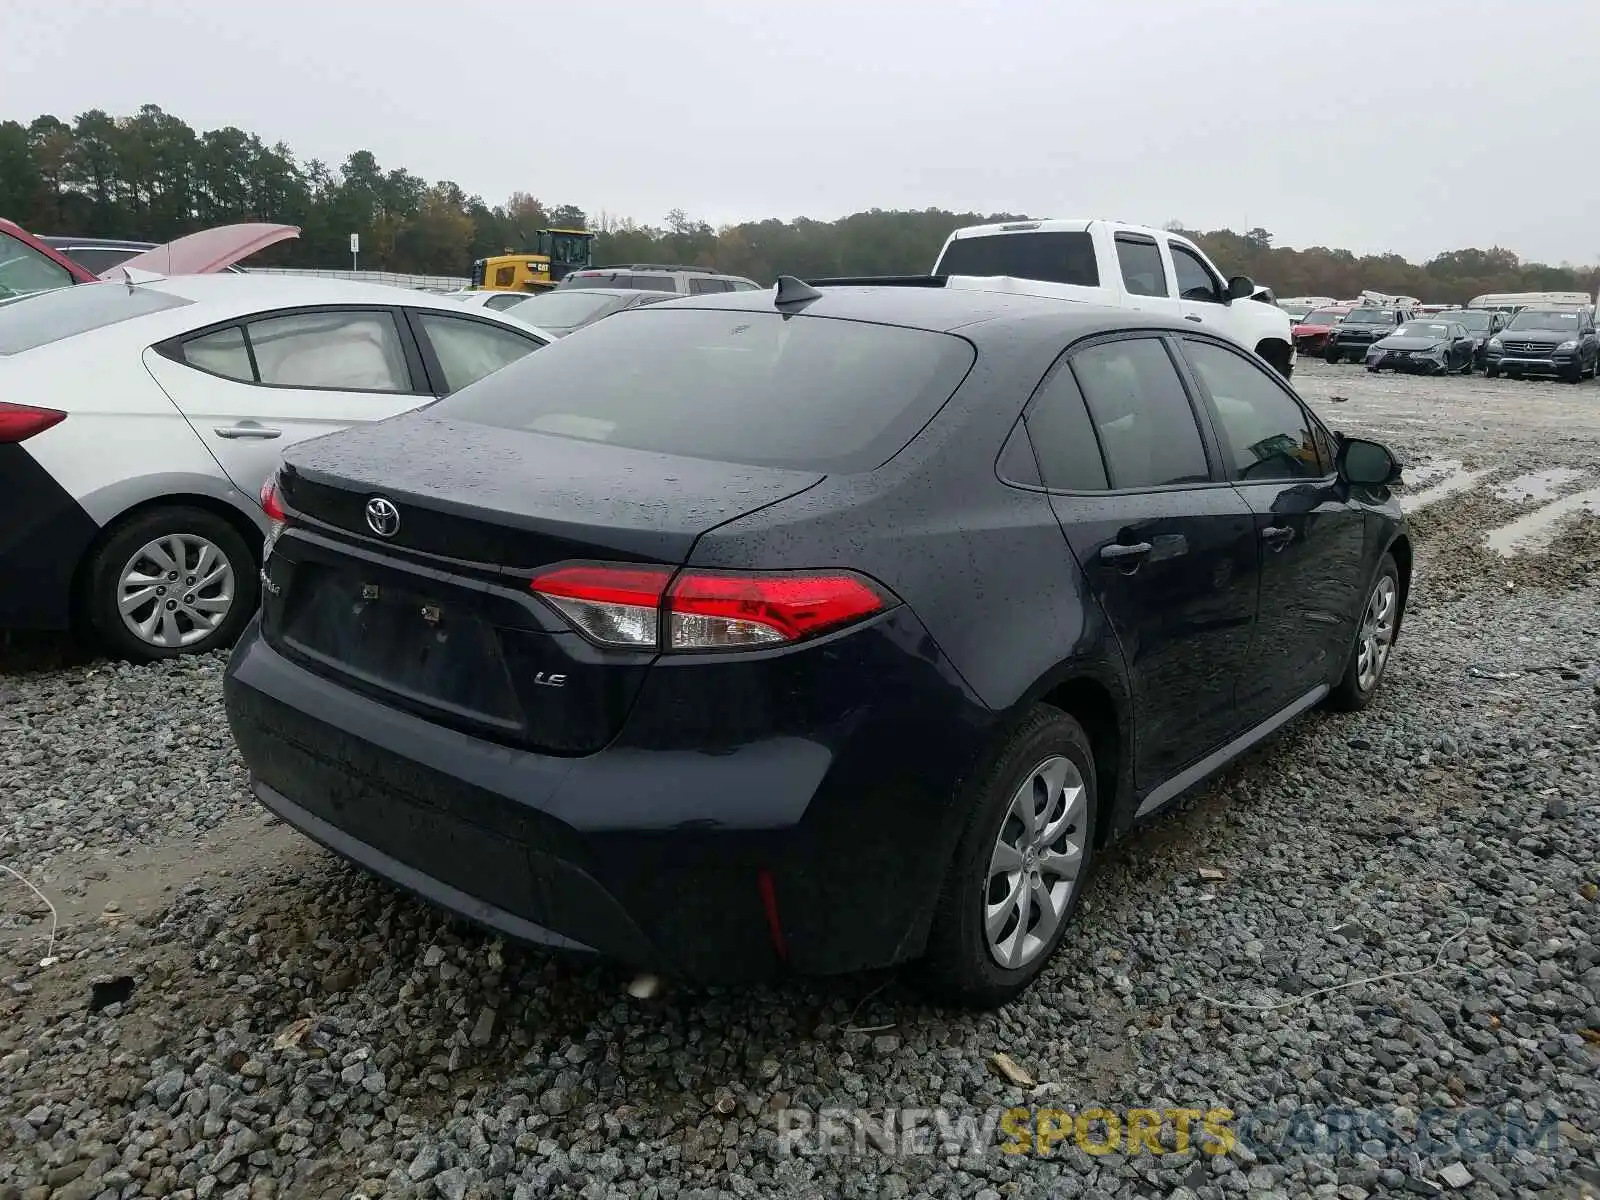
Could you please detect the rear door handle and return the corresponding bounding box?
[1099,541,1153,565]
[214,423,282,440]
[1184,314,1204,323]
[1261,524,1295,548]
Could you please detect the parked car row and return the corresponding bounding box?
[2,224,1410,1009]
[1297,301,1599,381]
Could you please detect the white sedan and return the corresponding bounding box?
[0,274,554,660]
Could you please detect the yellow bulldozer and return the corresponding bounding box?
[469,228,595,294]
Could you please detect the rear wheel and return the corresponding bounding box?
[915,706,1097,1009]
[1328,554,1400,713]
[85,506,259,663]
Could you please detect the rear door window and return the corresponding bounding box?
[244,310,413,392]
[1069,338,1210,489]
[430,308,976,473]
[182,326,255,381]
[935,231,1100,286]
[1024,360,1109,490]
[1114,235,1168,299]
[630,275,678,292]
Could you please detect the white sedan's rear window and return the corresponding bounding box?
[0,283,190,355]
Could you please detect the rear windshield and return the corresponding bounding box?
[0,283,190,355]
[935,231,1100,287]
[505,290,623,327]
[430,308,976,472]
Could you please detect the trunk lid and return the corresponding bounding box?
[265,413,824,754]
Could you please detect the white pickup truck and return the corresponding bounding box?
[932,218,1296,379]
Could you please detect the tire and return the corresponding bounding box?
[1324,348,1340,364]
[1485,365,1499,379]
[1565,363,1584,384]
[85,506,259,663]
[914,706,1098,1009]
[1366,365,1379,373]
[1327,554,1400,713]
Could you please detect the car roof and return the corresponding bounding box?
[2,275,556,364]
[633,282,1213,346]
[570,266,755,281]
[39,236,156,250]
[528,287,642,299]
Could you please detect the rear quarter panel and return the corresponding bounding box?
[684,326,1133,764]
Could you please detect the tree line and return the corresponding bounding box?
[3,105,1595,305]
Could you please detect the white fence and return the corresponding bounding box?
[247,267,469,292]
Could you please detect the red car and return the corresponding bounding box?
[0,218,97,298]
[1292,306,1351,356]
[0,219,298,302]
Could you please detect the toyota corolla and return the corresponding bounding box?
[224,279,1410,1008]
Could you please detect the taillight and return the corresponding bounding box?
[530,564,672,648]
[259,473,287,541]
[0,402,66,444]
[529,563,893,651]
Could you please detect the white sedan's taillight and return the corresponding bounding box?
[529,563,892,651]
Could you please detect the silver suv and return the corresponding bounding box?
[556,263,761,294]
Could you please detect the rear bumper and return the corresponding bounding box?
[0,445,100,630]
[224,614,996,982]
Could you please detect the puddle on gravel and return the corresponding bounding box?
[1399,459,1461,489]
[1486,485,1600,556]
[1493,467,1590,503]
[1401,465,1497,513]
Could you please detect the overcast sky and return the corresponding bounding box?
[6,0,1599,264]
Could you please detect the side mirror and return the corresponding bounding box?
[1226,275,1256,301]
[1338,437,1402,487]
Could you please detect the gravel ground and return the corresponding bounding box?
[3,364,1598,1200]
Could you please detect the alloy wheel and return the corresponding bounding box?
[117,534,236,649]
[1355,574,1397,693]
[983,755,1087,969]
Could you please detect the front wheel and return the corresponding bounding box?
[1327,554,1400,713]
[1485,365,1500,379]
[85,506,259,662]
[1324,348,1340,364]
[914,706,1097,1009]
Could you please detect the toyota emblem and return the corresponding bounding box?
[364,496,400,538]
